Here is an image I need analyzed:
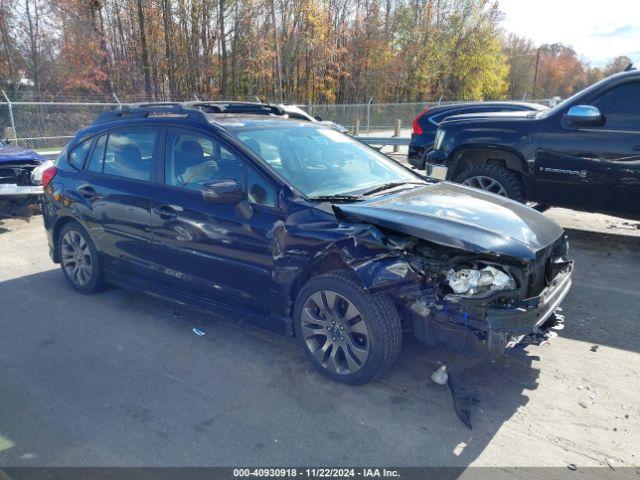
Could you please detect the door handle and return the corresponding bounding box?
[77,184,97,199]
[153,204,181,219]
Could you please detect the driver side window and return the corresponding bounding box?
[165,129,243,191]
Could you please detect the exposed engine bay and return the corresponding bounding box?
[0,159,49,219]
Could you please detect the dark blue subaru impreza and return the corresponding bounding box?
[41,103,573,384]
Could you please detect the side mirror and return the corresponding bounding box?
[563,105,603,127]
[202,179,244,204]
[314,115,323,121]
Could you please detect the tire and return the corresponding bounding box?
[454,164,525,202]
[57,221,105,294]
[293,271,402,385]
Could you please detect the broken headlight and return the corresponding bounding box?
[446,265,516,295]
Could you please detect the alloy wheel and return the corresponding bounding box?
[462,175,508,196]
[301,290,370,375]
[60,230,93,287]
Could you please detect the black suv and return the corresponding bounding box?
[426,70,640,220]
[408,102,545,170]
[41,103,573,385]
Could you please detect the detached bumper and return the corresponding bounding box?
[484,263,573,355]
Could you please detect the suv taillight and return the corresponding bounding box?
[412,108,429,135]
[42,166,57,189]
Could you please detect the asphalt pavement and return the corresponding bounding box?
[0,212,638,468]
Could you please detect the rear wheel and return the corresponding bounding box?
[454,164,525,202]
[294,271,402,385]
[57,222,104,293]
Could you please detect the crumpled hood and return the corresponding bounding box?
[0,144,45,164]
[335,182,564,260]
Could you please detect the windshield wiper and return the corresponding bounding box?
[360,181,423,196]
[309,194,362,202]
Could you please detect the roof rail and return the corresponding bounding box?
[184,101,285,116]
[92,103,210,125]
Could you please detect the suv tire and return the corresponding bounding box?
[454,164,525,202]
[57,221,105,294]
[293,271,402,385]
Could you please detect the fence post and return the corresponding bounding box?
[393,119,401,153]
[1,90,16,143]
[112,92,123,110]
[308,99,312,116]
[354,119,360,136]
[366,97,373,133]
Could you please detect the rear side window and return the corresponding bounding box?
[592,81,640,130]
[85,128,158,181]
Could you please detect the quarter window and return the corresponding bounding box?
[68,139,92,168]
[247,168,277,207]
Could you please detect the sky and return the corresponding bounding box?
[498,0,640,67]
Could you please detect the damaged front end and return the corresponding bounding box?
[0,158,49,220]
[386,234,573,357]
[329,183,574,358]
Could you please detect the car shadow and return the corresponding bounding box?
[0,267,544,467]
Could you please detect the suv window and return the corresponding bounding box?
[68,139,92,168]
[247,168,277,207]
[592,81,640,130]
[87,135,107,172]
[165,128,277,207]
[165,129,244,190]
[86,128,158,181]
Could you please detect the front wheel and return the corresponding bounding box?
[454,164,525,202]
[293,271,402,385]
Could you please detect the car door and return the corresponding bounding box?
[149,126,283,315]
[534,80,640,216]
[76,126,160,279]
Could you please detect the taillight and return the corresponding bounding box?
[412,108,430,135]
[42,166,57,189]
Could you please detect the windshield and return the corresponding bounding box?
[232,125,420,198]
[534,74,616,119]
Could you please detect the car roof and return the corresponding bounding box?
[206,113,312,129]
[424,101,545,115]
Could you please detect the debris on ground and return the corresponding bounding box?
[606,458,616,469]
[431,365,448,385]
[579,401,588,409]
[590,345,599,352]
[567,463,577,471]
[192,328,205,336]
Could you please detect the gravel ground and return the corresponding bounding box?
[0,210,638,468]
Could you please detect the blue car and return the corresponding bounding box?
[0,139,47,219]
[41,103,573,384]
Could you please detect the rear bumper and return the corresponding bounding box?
[0,184,43,196]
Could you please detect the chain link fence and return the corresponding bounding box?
[1,98,555,151]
